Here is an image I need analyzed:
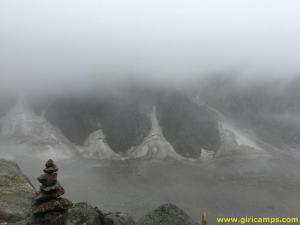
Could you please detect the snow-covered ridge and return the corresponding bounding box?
[128,106,184,160]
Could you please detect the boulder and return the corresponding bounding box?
[66,202,104,225]
[27,202,104,225]
[103,212,136,225]
[0,159,35,223]
[138,203,196,225]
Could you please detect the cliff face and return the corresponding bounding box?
[0,159,197,225]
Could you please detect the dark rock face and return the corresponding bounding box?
[0,159,35,223]
[138,203,197,225]
[45,96,151,154]
[155,91,220,158]
[32,159,72,215]
[43,88,220,158]
[196,75,300,149]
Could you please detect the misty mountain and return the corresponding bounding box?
[1,78,300,223]
[195,75,300,150]
[0,80,286,160]
[0,99,78,160]
[41,88,221,158]
[44,91,151,155]
[1,1,300,224]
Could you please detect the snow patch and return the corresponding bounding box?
[80,129,121,160]
[128,106,184,160]
[221,123,262,150]
[200,148,215,161]
[216,122,264,157]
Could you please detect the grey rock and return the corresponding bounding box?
[0,159,35,223]
[66,202,104,225]
[103,212,136,225]
[27,202,104,225]
[138,203,196,225]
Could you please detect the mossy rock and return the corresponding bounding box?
[138,204,196,225]
[0,159,35,223]
[103,212,136,225]
[66,202,103,225]
[27,202,103,225]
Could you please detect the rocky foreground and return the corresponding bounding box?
[0,159,197,225]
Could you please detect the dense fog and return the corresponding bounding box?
[1,0,300,97]
[1,1,300,223]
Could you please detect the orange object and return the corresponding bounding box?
[202,209,207,225]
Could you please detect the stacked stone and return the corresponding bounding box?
[32,159,72,215]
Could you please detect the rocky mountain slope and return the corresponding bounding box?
[40,88,221,159]
[0,88,265,162]
[195,75,300,151]
[0,99,78,160]
[44,93,151,154]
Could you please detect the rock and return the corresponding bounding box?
[27,202,104,225]
[66,202,104,225]
[0,159,35,223]
[28,211,69,225]
[34,186,65,202]
[33,159,72,215]
[32,198,72,215]
[103,212,136,225]
[43,159,58,173]
[40,182,61,192]
[45,159,55,168]
[37,173,57,186]
[138,203,196,225]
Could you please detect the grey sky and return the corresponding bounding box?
[0,0,300,94]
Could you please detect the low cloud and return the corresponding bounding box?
[0,0,300,96]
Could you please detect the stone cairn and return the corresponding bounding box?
[32,159,72,215]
